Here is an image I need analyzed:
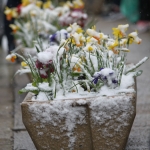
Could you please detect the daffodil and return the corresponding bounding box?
[4,7,18,21]
[86,27,99,40]
[73,0,84,9]
[112,24,129,39]
[128,32,142,44]
[36,1,43,8]
[120,39,127,46]
[86,36,98,44]
[22,0,31,7]
[107,40,119,54]
[72,64,82,72]
[30,10,37,16]
[71,32,85,47]
[43,0,51,9]
[100,33,108,40]
[9,24,19,33]
[65,1,73,8]
[21,61,28,67]
[71,55,82,72]
[67,23,83,34]
[83,43,96,52]
[6,54,17,62]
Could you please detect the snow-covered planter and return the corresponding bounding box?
[21,83,136,150]
[6,23,148,149]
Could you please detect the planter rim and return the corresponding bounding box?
[21,84,136,105]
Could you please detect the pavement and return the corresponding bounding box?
[0,17,150,150]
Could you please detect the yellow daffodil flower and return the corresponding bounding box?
[43,1,51,9]
[128,32,142,44]
[100,33,108,40]
[22,0,31,7]
[83,43,95,52]
[36,1,43,7]
[71,56,82,72]
[73,64,82,72]
[4,7,18,21]
[120,39,127,46]
[65,1,73,8]
[67,23,83,34]
[107,40,119,54]
[73,0,84,9]
[9,24,19,33]
[86,27,101,43]
[72,32,85,47]
[112,24,129,39]
[6,54,17,62]
[30,10,37,16]
[76,27,83,34]
[21,61,28,67]
[86,36,98,44]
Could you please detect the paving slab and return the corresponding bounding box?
[14,131,36,150]
[13,65,30,130]
[0,48,14,150]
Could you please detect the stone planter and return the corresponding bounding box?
[21,82,136,150]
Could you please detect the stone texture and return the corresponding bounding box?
[21,89,136,150]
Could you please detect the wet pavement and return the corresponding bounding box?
[0,17,150,150]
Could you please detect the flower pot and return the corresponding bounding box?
[21,81,136,150]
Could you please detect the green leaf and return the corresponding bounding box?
[134,70,143,77]
[32,82,37,87]
[35,45,41,53]
[19,88,27,94]
[71,72,82,77]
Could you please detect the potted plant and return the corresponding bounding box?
[6,23,148,149]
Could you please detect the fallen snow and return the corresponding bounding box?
[30,72,135,101]
[29,100,87,148]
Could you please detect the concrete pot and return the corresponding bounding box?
[21,82,136,150]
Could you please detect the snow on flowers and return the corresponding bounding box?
[6,23,148,100]
[4,0,87,53]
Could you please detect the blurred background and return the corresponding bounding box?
[0,0,150,149]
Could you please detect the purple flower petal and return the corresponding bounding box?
[93,78,99,84]
[112,79,118,84]
[50,33,57,43]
